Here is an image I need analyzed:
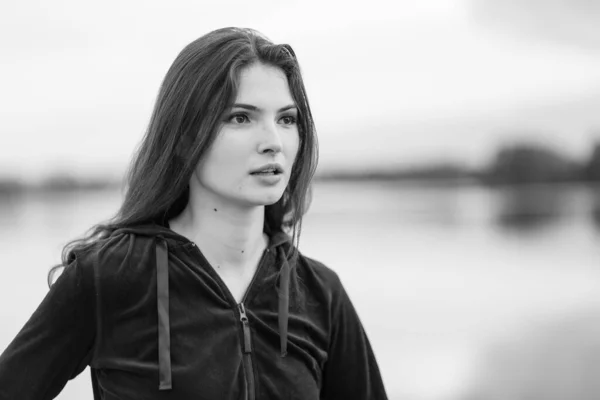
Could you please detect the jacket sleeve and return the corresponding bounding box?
[320,280,388,400]
[0,257,96,400]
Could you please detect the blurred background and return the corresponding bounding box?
[1,0,600,399]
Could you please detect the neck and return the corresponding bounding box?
[169,187,268,270]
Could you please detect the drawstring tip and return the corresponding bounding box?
[279,336,288,357]
[280,335,288,357]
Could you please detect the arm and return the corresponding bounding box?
[0,258,96,400]
[320,282,388,400]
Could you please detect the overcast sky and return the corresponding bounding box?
[1,0,600,181]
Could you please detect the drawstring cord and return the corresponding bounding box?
[156,238,172,390]
[277,246,290,357]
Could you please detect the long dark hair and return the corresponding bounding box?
[48,27,318,286]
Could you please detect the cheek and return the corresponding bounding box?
[285,130,301,159]
[194,139,240,183]
[204,133,246,168]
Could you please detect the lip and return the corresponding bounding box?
[252,173,283,185]
[250,163,284,174]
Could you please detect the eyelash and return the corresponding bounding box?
[228,113,250,124]
[227,113,297,125]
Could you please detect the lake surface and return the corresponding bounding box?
[1,181,599,400]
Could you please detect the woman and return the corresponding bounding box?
[0,27,388,399]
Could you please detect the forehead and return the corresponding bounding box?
[234,63,294,107]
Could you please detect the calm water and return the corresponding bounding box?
[1,181,599,400]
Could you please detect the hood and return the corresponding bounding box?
[110,222,293,391]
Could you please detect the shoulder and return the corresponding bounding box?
[295,252,345,302]
[69,230,161,316]
[70,230,156,289]
[297,253,340,284]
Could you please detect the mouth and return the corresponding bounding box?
[250,164,284,176]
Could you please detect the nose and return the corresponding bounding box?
[257,120,283,154]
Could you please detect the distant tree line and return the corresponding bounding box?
[482,140,600,185]
[317,138,600,185]
[1,138,599,193]
[0,174,119,196]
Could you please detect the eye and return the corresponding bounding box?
[280,115,297,125]
[228,113,250,124]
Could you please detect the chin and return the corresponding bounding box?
[258,195,284,206]
[247,189,285,206]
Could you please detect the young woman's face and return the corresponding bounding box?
[193,62,300,208]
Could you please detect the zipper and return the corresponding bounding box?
[238,303,252,353]
[239,302,255,400]
[236,249,269,400]
[188,242,269,400]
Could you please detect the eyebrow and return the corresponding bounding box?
[231,103,297,113]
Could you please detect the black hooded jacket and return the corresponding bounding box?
[0,223,388,399]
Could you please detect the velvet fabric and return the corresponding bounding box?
[0,224,388,399]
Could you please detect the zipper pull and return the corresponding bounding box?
[238,303,252,353]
